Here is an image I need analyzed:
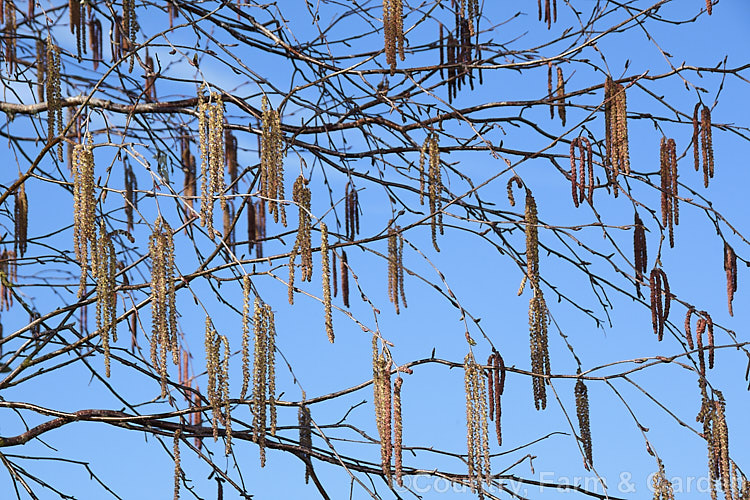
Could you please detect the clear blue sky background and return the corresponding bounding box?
[0,1,748,499]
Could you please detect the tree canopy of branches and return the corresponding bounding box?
[0,0,748,499]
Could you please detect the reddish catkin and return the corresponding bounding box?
[570,137,593,207]
[486,350,504,446]
[685,307,696,351]
[575,377,593,470]
[393,376,404,487]
[345,182,359,241]
[633,213,647,298]
[724,243,737,316]
[700,105,715,187]
[659,137,678,248]
[649,268,670,341]
[341,250,350,308]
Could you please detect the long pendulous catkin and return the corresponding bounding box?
[633,213,648,298]
[321,222,334,342]
[73,133,96,298]
[604,77,630,197]
[486,350,505,446]
[149,217,178,396]
[372,335,392,484]
[464,352,491,494]
[659,138,678,248]
[252,298,276,467]
[45,37,63,162]
[198,87,225,238]
[419,134,443,251]
[298,392,313,483]
[393,376,404,487]
[383,0,405,75]
[288,176,312,304]
[173,429,181,500]
[261,96,286,226]
[0,250,17,311]
[14,176,28,257]
[570,137,593,207]
[94,224,118,378]
[341,250,350,308]
[240,275,251,399]
[345,182,359,242]
[652,459,675,500]
[387,224,407,314]
[124,158,137,232]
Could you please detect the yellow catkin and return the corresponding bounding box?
[652,459,675,500]
[173,429,181,500]
[94,224,118,378]
[220,334,232,455]
[372,337,392,485]
[421,134,443,251]
[198,87,225,238]
[72,133,96,298]
[204,317,219,439]
[240,275,251,399]
[393,376,404,487]
[252,298,276,466]
[289,176,312,304]
[321,222,334,343]
[464,352,491,494]
[575,378,593,469]
[604,77,630,197]
[0,250,17,310]
[149,217,178,396]
[261,97,286,226]
[383,0,404,74]
[14,177,28,257]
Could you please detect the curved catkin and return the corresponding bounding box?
[14,177,28,257]
[700,106,715,187]
[506,175,522,206]
[252,298,276,467]
[173,429,181,500]
[393,376,404,487]
[0,250,17,310]
[261,96,286,226]
[240,275,251,399]
[652,459,675,500]
[72,134,96,298]
[575,378,593,469]
[649,268,670,341]
[197,87,225,238]
[341,250,350,308]
[724,243,737,316]
[463,352,491,494]
[633,213,647,297]
[345,182,359,241]
[289,176,312,304]
[149,217,178,396]
[94,225,118,378]
[321,222,334,343]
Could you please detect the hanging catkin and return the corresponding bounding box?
[649,268,670,342]
[387,225,406,314]
[659,138,678,248]
[89,17,103,70]
[341,250,350,308]
[225,130,238,195]
[181,134,196,211]
[204,318,231,449]
[604,77,630,196]
[652,459,675,500]
[252,298,276,467]
[633,213,648,298]
[724,243,737,316]
[298,393,313,483]
[149,216,178,396]
[372,336,394,485]
[14,177,28,257]
[570,137,593,207]
[249,199,266,258]
[173,429,181,500]
[383,0,404,75]
[240,275,251,399]
[124,159,137,232]
[3,0,16,73]
[46,37,63,161]
[345,182,359,241]
[464,352,491,494]
[288,176,312,304]
[393,376,404,487]
[701,105,715,188]
[486,350,504,446]
[261,96,286,226]
[418,134,443,251]
[35,38,46,102]
[575,377,593,470]
[0,250,17,310]
[556,66,566,126]
[94,224,118,378]
[321,222,334,342]
[198,87,225,238]
[73,134,96,298]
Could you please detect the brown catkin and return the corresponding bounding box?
[298,393,313,483]
[250,200,265,258]
[173,429,181,500]
[345,182,359,241]
[506,175,522,206]
[556,65,566,126]
[383,0,404,74]
[94,224,118,378]
[240,275,251,399]
[149,217,178,396]
[223,200,236,252]
[487,351,504,446]
[288,176,312,304]
[89,17,102,71]
[252,298,276,466]
[144,52,156,101]
[547,62,554,119]
[321,222,334,342]
[124,159,137,232]
[387,225,407,314]
[706,0,712,15]
[464,352,491,494]
[372,337,393,484]
[261,96,286,226]
[724,243,737,316]
[652,459,675,500]
[426,134,443,251]
[225,130,238,195]
[3,0,17,72]
[604,77,630,196]
[36,38,46,102]
[570,137,593,207]
[0,250,17,310]
[575,378,593,469]
[659,137,678,248]
[14,177,28,258]
[46,36,63,161]
[634,213,648,297]
[393,376,404,487]
[341,250,349,308]
[649,268,670,342]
